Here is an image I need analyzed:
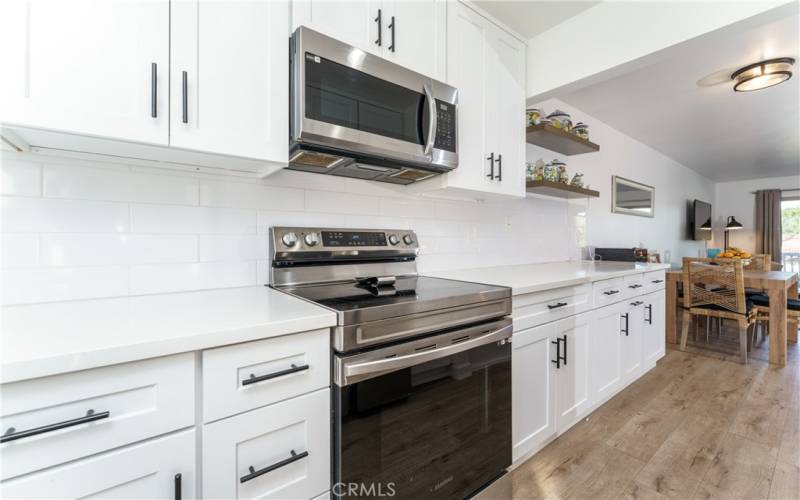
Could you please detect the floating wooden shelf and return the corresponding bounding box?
[526,180,600,199]
[526,123,600,155]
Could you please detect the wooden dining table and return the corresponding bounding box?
[665,269,798,366]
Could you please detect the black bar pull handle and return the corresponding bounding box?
[181,71,188,124]
[547,302,568,310]
[562,334,568,366]
[621,313,629,336]
[374,9,382,46]
[388,16,395,52]
[174,473,182,500]
[550,338,562,369]
[651,279,664,284]
[486,152,494,179]
[151,63,157,118]
[628,284,643,289]
[1,409,110,443]
[495,154,502,181]
[242,363,309,386]
[646,304,653,324]
[240,450,309,483]
[630,300,644,306]
[603,290,620,296]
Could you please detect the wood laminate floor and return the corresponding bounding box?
[510,322,800,500]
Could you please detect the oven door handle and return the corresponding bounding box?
[339,322,512,386]
[423,83,437,157]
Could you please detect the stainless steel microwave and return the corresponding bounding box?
[289,27,458,185]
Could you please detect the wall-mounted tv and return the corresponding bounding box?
[691,199,712,240]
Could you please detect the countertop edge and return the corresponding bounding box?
[1,312,337,384]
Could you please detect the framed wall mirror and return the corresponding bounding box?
[612,176,655,217]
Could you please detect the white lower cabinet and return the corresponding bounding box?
[588,301,625,405]
[552,313,591,433]
[512,322,556,461]
[621,300,645,384]
[0,429,196,499]
[203,388,331,500]
[642,291,666,366]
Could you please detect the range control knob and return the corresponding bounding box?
[402,234,414,245]
[304,233,319,247]
[282,232,298,247]
[388,234,400,245]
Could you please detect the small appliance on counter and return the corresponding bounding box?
[593,247,649,262]
[289,27,458,185]
[269,227,512,500]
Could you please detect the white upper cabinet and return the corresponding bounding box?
[0,0,169,145]
[413,1,526,199]
[292,0,445,80]
[170,0,289,162]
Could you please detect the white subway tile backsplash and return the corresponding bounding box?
[40,234,198,266]
[257,210,346,231]
[130,261,256,295]
[130,204,256,234]
[1,266,129,304]
[304,190,379,215]
[1,234,39,268]
[43,164,199,205]
[200,180,304,211]
[2,197,129,233]
[1,151,579,305]
[198,235,266,262]
[1,159,42,196]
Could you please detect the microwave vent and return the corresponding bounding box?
[290,151,348,171]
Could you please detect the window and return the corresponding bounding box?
[782,198,800,273]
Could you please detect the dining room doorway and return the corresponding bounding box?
[782,198,800,273]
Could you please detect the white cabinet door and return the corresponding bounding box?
[203,388,330,500]
[512,322,556,462]
[484,22,526,198]
[621,300,645,383]
[642,291,666,366]
[553,313,591,433]
[589,302,625,405]
[382,0,446,80]
[441,1,490,193]
[292,0,379,55]
[0,0,169,145]
[171,0,289,162]
[1,429,195,499]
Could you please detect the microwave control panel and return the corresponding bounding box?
[433,99,456,153]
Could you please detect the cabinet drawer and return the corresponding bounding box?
[512,284,591,331]
[644,270,666,293]
[203,388,330,500]
[202,329,329,423]
[0,353,195,480]
[623,273,645,294]
[592,277,627,307]
[1,429,195,499]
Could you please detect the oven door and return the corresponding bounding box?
[333,320,512,499]
[291,27,457,169]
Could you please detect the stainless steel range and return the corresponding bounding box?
[269,227,512,500]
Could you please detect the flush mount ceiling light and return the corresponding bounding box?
[731,57,795,92]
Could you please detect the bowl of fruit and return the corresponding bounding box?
[719,247,752,262]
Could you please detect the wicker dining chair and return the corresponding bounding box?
[744,254,771,271]
[679,257,756,363]
[748,294,800,344]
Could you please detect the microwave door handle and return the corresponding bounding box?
[341,322,512,385]
[423,83,437,156]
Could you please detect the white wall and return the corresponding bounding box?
[528,99,716,265]
[526,1,790,99]
[713,175,800,250]
[0,151,579,305]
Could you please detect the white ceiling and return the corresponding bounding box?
[473,0,599,39]
[556,6,799,182]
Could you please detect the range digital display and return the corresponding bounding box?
[322,231,387,247]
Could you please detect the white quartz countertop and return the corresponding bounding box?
[427,261,671,295]
[1,286,336,383]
